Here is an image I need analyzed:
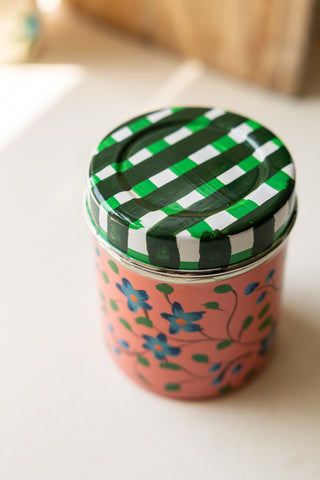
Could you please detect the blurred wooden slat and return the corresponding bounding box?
[63,0,317,94]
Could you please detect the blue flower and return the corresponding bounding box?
[116,278,152,313]
[95,245,100,256]
[266,269,275,283]
[245,282,259,295]
[113,347,121,355]
[160,302,205,334]
[107,324,114,333]
[142,333,180,360]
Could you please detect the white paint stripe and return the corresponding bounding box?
[111,126,132,142]
[188,144,220,164]
[147,108,173,123]
[164,126,192,145]
[176,230,200,263]
[204,107,225,120]
[282,163,295,178]
[99,204,109,232]
[205,210,236,230]
[177,190,204,209]
[252,140,278,162]
[246,183,278,206]
[127,228,148,255]
[228,123,254,143]
[230,228,254,255]
[138,210,167,228]
[129,148,152,166]
[95,164,116,181]
[113,191,134,204]
[274,201,290,231]
[217,165,244,185]
[150,169,177,188]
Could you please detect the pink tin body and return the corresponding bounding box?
[94,238,288,399]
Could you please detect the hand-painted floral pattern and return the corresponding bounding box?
[95,242,286,399]
[160,302,205,334]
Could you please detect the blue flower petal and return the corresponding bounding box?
[266,269,275,283]
[116,282,125,295]
[231,363,243,374]
[154,350,166,360]
[127,298,139,312]
[136,290,149,301]
[113,347,121,355]
[107,324,114,332]
[256,291,266,304]
[245,282,259,295]
[167,345,181,357]
[157,333,167,342]
[118,339,129,349]
[209,363,222,372]
[184,311,205,322]
[95,246,100,256]
[169,323,181,334]
[142,301,152,311]
[212,374,224,385]
[161,313,177,322]
[172,301,184,316]
[182,323,202,333]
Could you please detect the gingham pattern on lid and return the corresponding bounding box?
[86,106,296,270]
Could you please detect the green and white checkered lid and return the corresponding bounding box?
[86,106,296,270]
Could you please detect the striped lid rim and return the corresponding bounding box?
[87,106,296,271]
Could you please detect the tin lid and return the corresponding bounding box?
[87,106,296,271]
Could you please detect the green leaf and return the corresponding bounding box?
[214,284,233,294]
[192,354,209,363]
[108,260,119,274]
[217,339,233,349]
[219,384,232,395]
[259,315,273,331]
[102,271,109,283]
[156,283,174,295]
[160,362,182,370]
[242,315,253,330]
[136,372,150,385]
[101,305,108,314]
[136,316,153,328]
[165,383,181,391]
[244,368,256,382]
[99,290,105,301]
[137,356,149,366]
[109,299,118,311]
[203,302,219,310]
[119,317,132,331]
[259,303,270,319]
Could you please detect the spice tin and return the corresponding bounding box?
[85,107,296,399]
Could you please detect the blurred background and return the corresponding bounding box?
[1,1,320,479]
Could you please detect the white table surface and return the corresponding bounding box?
[1,6,320,479]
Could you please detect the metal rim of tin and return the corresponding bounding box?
[85,192,297,284]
